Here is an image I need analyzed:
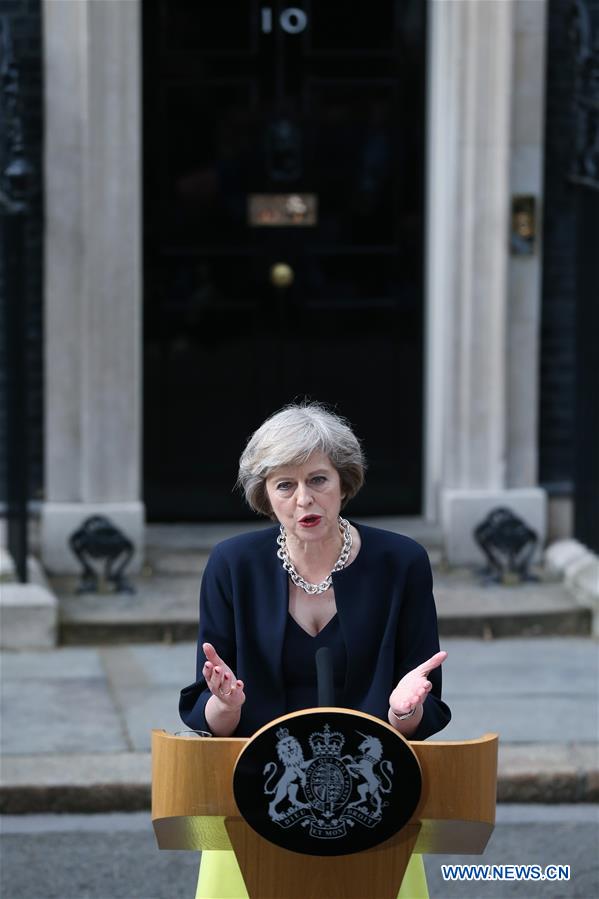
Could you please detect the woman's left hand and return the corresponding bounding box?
[389,650,447,717]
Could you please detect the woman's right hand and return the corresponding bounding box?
[202,642,246,710]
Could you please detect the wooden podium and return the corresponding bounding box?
[152,712,498,899]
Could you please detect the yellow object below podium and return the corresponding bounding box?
[195,850,429,899]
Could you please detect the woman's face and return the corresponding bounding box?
[265,451,343,544]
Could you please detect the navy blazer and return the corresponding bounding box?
[179,522,451,739]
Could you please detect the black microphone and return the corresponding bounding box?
[315,646,335,707]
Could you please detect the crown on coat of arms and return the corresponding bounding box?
[309,723,345,757]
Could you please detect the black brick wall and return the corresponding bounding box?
[539,0,598,494]
[0,0,44,503]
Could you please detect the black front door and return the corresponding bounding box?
[143,1,427,520]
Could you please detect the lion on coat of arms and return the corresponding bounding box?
[263,728,311,821]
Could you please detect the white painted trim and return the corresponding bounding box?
[423,0,456,524]
[42,0,144,571]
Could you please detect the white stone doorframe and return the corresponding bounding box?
[41,0,144,573]
[424,0,547,563]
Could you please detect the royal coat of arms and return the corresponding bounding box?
[262,723,395,840]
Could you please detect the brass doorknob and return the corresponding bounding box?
[269,262,294,288]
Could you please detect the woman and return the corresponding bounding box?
[180,402,450,899]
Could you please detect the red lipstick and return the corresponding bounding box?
[299,515,322,528]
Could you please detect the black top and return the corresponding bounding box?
[282,613,347,712]
[180,522,451,738]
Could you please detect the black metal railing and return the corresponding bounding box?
[568,0,599,553]
[1,15,33,582]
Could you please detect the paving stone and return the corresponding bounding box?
[0,680,128,754]
[112,685,186,752]
[438,637,598,695]
[1,646,105,680]
[100,644,197,687]
[437,695,597,743]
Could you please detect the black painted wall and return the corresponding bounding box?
[0,0,44,504]
[539,0,599,497]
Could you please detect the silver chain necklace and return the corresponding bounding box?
[276,516,352,595]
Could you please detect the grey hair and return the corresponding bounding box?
[238,402,366,518]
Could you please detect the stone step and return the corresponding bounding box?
[51,570,592,644]
[433,572,592,638]
[1,743,596,814]
[144,519,444,574]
